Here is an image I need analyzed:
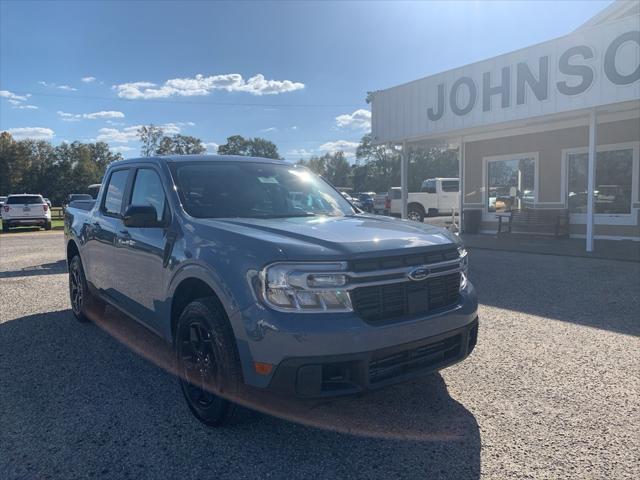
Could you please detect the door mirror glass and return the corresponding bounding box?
[123,205,162,228]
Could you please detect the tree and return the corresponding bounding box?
[0,131,121,206]
[218,135,280,159]
[137,125,164,157]
[156,134,206,155]
[298,152,351,187]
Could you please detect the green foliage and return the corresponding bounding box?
[0,132,122,206]
[156,134,206,155]
[137,125,164,157]
[217,135,281,159]
[297,152,352,187]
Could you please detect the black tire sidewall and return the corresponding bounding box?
[175,298,240,426]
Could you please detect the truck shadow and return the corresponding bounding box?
[0,309,481,480]
[0,259,66,279]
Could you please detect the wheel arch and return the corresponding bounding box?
[407,202,426,214]
[66,238,80,264]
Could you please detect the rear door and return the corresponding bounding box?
[113,165,171,327]
[438,180,459,214]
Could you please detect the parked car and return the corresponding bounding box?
[0,196,7,218]
[389,178,460,222]
[356,192,376,212]
[65,155,478,426]
[2,194,52,231]
[373,192,390,215]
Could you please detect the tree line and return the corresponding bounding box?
[0,125,457,206]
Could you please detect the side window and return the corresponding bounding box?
[442,180,459,192]
[103,170,129,216]
[421,180,437,194]
[130,168,166,222]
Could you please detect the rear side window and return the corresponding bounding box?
[129,168,167,222]
[421,180,437,193]
[441,180,459,192]
[103,170,129,216]
[7,195,43,205]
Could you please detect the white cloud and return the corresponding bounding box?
[96,122,188,143]
[260,127,277,133]
[57,110,125,121]
[335,109,371,130]
[81,76,96,83]
[319,140,359,158]
[38,81,77,91]
[203,142,219,153]
[0,90,30,102]
[110,145,135,153]
[113,73,304,99]
[291,126,299,130]
[6,127,55,140]
[286,148,315,159]
[14,104,39,110]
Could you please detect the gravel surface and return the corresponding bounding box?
[1,230,638,479]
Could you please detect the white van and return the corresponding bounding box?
[389,178,459,222]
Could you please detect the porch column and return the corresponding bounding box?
[401,141,408,219]
[458,136,464,234]
[586,109,597,252]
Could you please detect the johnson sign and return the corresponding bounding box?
[371,14,640,143]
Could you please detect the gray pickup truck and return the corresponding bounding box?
[65,155,478,426]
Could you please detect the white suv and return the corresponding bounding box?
[2,194,52,232]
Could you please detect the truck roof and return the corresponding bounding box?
[109,154,290,167]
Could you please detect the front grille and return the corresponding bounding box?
[349,247,459,273]
[369,334,462,384]
[351,272,460,324]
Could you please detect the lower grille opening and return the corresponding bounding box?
[369,334,462,384]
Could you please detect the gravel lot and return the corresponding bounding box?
[1,230,638,479]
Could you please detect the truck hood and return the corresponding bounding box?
[193,214,458,260]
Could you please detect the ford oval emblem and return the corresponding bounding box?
[408,266,430,281]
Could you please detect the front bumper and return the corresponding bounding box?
[267,317,478,397]
[231,282,478,396]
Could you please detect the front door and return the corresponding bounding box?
[114,166,170,328]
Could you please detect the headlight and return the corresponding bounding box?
[260,262,353,312]
[458,246,469,291]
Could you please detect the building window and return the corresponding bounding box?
[567,148,633,214]
[487,156,535,213]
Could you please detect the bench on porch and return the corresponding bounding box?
[497,208,569,237]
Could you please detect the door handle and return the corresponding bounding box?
[117,230,133,247]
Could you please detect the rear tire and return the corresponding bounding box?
[2,223,9,233]
[68,255,105,322]
[45,221,52,231]
[407,205,425,223]
[175,298,241,427]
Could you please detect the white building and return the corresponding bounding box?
[370,0,640,249]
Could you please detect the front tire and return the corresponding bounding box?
[175,298,242,427]
[68,255,105,322]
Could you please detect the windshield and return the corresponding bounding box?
[171,162,355,219]
[7,195,43,205]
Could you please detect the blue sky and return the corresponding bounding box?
[0,0,612,160]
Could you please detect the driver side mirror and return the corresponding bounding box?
[123,205,162,228]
